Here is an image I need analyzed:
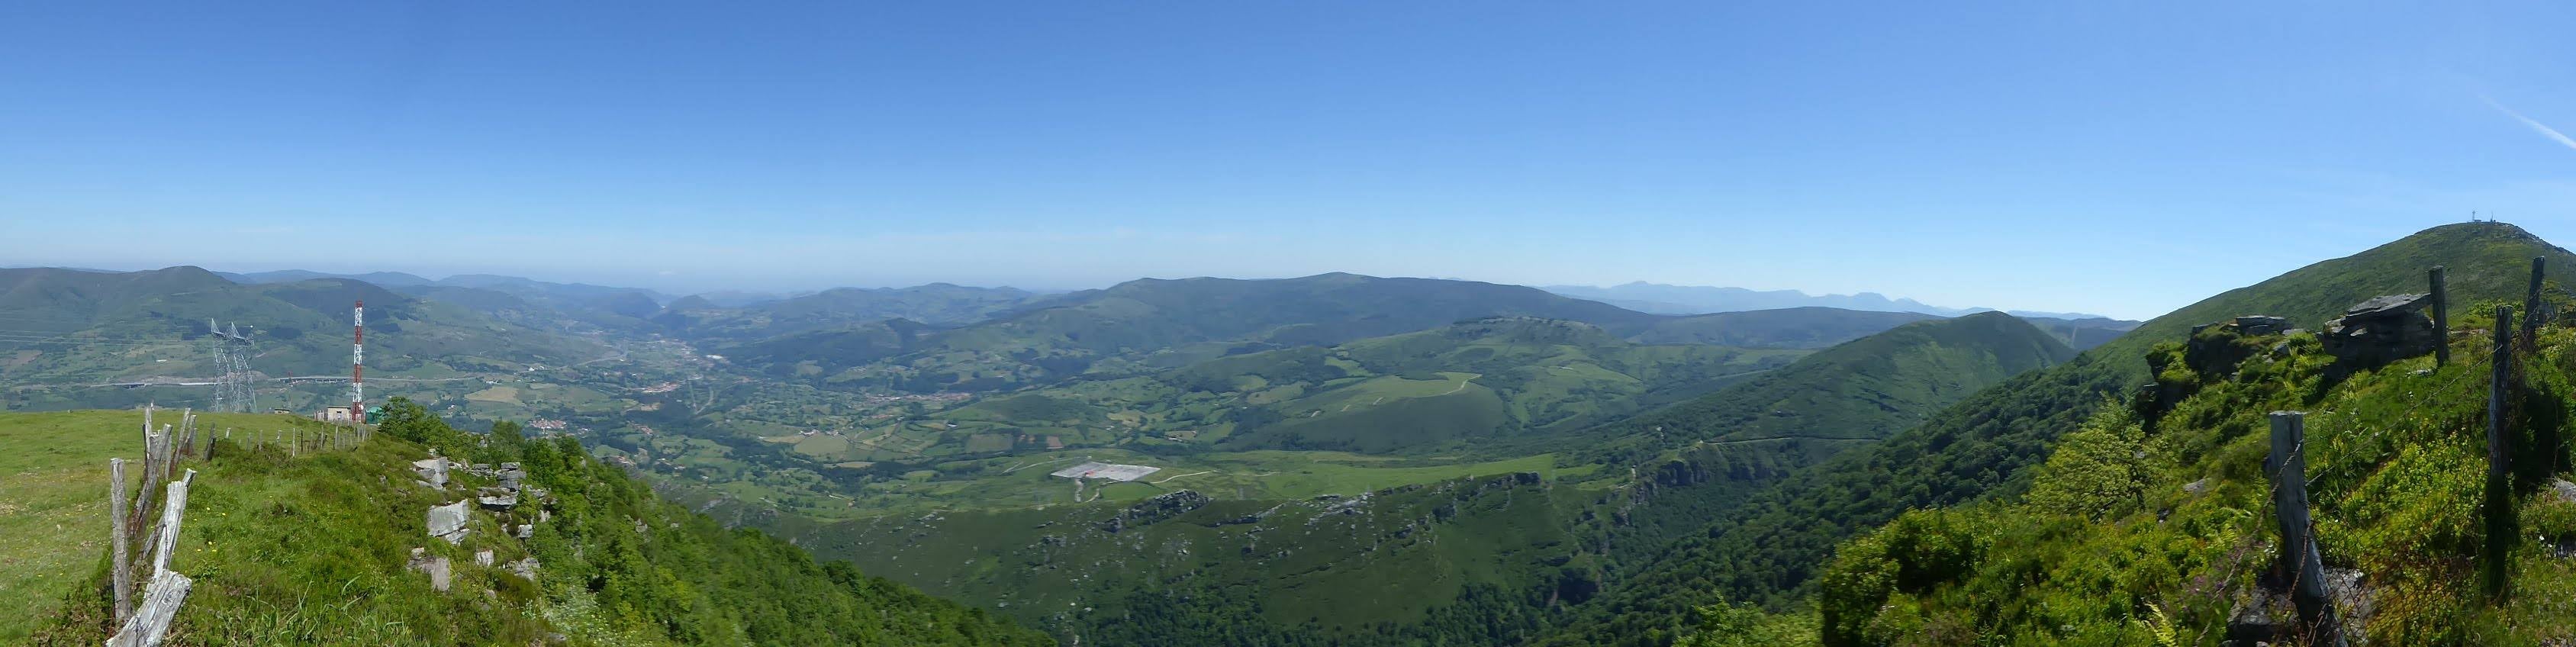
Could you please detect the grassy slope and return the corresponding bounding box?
[1818,310,2576,644]
[1540,221,2576,645]
[9,409,1047,646]
[0,410,341,642]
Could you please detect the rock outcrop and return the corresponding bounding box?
[1099,491,1212,533]
[407,548,452,592]
[427,501,471,544]
[2322,294,2440,378]
[411,456,449,489]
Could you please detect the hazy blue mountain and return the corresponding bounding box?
[214,269,438,287]
[1546,282,2113,320]
[1628,307,1941,349]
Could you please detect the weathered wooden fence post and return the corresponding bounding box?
[108,458,133,623]
[2487,304,2516,597]
[2525,257,2547,349]
[109,469,196,647]
[2268,411,2347,646]
[2431,266,2450,366]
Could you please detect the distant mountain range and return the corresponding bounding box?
[1543,282,2110,319]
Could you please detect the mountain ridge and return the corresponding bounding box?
[1544,281,2112,319]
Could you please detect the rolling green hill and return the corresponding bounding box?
[1,267,610,412]
[720,272,1684,393]
[1538,221,2576,645]
[1581,312,2075,467]
[720,274,1953,394]
[10,408,1048,645]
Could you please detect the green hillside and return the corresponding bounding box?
[1,267,609,412]
[721,272,1681,393]
[707,307,2085,645]
[1579,312,2075,470]
[716,275,1959,398]
[1818,306,2574,644]
[1541,221,2576,645]
[10,407,1047,645]
[0,410,348,642]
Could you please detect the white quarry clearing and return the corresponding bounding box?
[1049,461,1161,481]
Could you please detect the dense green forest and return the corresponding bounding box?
[714,312,2079,645]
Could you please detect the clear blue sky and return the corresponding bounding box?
[7,2,2576,319]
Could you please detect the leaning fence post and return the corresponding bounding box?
[2431,266,2450,366]
[2485,304,2519,598]
[2268,411,2346,645]
[110,469,197,647]
[108,458,133,623]
[2525,258,2548,349]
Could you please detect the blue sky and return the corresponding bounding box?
[6,2,2576,319]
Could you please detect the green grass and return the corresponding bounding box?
[0,410,334,643]
[1540,222,2576,647]
[16,406,1051,645]
[1814,313,2576,644]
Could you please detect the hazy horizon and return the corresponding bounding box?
[7,260,2130,318]
[9,3,2576,321]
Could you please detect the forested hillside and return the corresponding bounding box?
[701,311,2082,645]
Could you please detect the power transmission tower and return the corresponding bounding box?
[206,320,256,413]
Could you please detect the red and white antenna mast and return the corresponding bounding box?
[352,300,365,419]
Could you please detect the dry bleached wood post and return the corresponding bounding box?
[108,458,134,624]
[2268,411,2347,647]
[2432,266,2451,366]
[108,468,196,647]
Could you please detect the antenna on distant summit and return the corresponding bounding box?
[351,300,365,421]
